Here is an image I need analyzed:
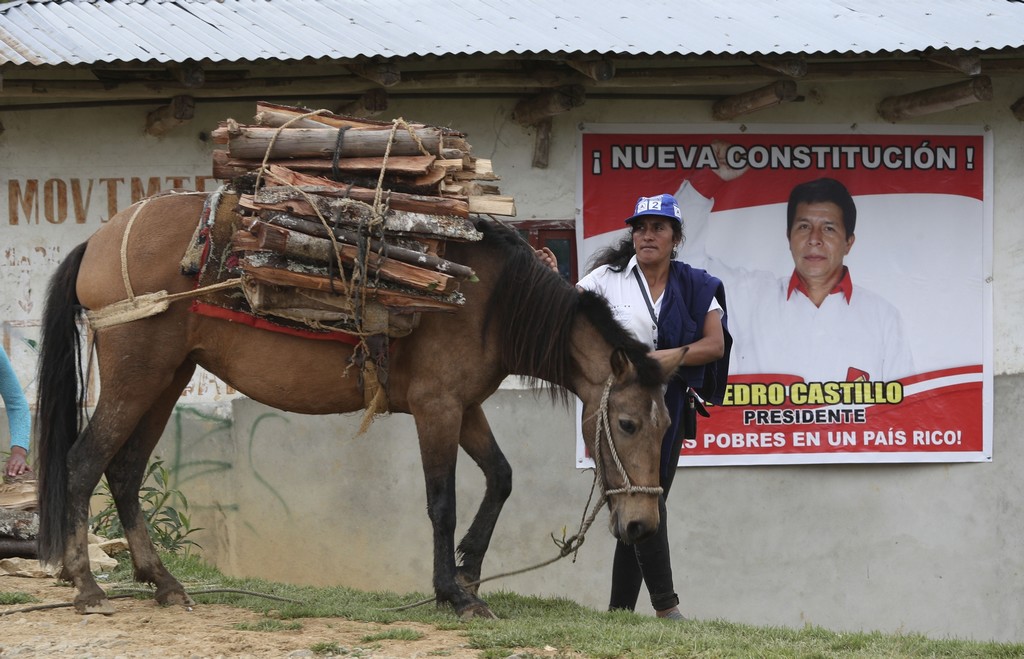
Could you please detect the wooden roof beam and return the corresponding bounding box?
[712,80,797,120]
[511,85,585,126]
[923,50,982,76]
[144,94,195,137]
[512,85,585,170]
[347,62,401,87]
[167,61,205,88]
[565,57,616,81]
[336,88,389,117]
[1011,96,1024,121]
[877,76,992,122]
[752,56,807,78]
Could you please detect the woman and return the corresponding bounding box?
[575,193,732,620]
[1,346,31,478]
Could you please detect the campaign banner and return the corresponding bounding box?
[575,125,992,466]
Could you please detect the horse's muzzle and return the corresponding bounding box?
[609,507,660,545]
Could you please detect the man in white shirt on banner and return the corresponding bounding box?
[675,145,914,383]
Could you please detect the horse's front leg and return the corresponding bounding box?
[455,404,512,595]
[106,362,197,608]
[411,397,496,619]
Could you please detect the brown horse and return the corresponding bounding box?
[35,192,676,618]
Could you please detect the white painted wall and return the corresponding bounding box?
[3,71,1024,642]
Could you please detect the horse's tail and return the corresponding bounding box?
[36,240,89,565]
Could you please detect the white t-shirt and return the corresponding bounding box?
[577,255,722,350]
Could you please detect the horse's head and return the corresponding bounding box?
[579,348,671,545]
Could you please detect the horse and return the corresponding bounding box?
[35,191,678,619]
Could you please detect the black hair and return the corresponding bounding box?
[786,177,857,238]
[588,220,685,274]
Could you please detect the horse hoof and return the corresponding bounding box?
[458,602,498,620]
[75,598,116,615]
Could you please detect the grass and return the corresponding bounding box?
[233,619,303,632]
[0,591,39,605]
[99,553,1024,658]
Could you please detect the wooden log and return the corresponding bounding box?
[145,94,195,137]
[347,62,402,87]
[712,81,798,120]
[255,101,406,130]
[512,85,585,126]
[0,538,36,559]
[262,165,470,217]
[531,117,552,169]
[877,76,992,122]
[566,58,616,81]
[212,150,437,179]
[0,508,37,540]
[468,195,517,216]
[235,223,461,294]
[239,261,462,312]
[243,280,421,334]
[225,125,446,160]
[258,212,476,280]
[239,190,462,225]
[243,188,482,240]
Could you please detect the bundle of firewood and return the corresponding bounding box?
[208,102,516,336]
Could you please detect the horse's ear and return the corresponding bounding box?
[610,348,637,383]
[657,346,688,382]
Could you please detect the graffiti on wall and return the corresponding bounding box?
[6,175,222,226]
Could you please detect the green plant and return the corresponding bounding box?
[234,620,303,632]
[310,641,344,655]
[0,592,38,605]
[90,458,203,554]
[361,628,424,643]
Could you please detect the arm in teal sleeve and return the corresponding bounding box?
[0,348,31,452]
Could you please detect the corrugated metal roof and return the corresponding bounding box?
[1,0,1023,67]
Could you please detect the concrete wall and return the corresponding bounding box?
[2,70,1024,642]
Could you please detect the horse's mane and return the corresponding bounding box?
[478,220,662,403]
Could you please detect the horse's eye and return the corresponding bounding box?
[618,419,638,434]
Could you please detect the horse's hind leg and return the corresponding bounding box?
[61,400,156,614]
[104,361,197,608]
[455,404,512,596]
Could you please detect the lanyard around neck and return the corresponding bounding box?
[631,267,659,347]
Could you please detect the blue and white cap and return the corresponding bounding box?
[624,193,683,225]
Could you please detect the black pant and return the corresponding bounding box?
[608,392,691,612]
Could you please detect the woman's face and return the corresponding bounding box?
[630,217,679,267]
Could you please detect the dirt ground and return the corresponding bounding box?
[0,574,555,658]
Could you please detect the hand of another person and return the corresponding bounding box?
[710,139,748,182]
[5,446,30,477]
[535,247,559,274]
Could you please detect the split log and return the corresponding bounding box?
[239,261,462,312]
[243,280,419,335]
[468,195,517,216]
[261,165,470,217]
[212,150,437,179]
[234,223,461,294]
[257,212,476,280]
[0,508,38,540]
[242,188,482,240]
[243,279,398,334]
[223,125,447,160]
[254,101,428,131]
